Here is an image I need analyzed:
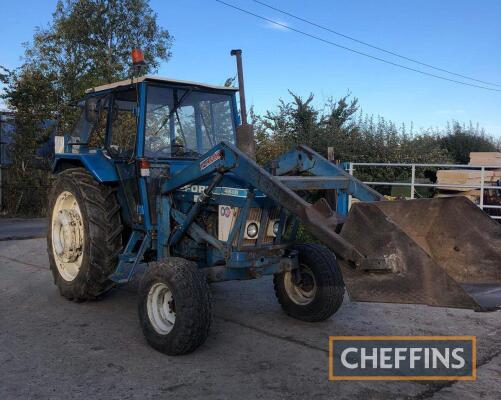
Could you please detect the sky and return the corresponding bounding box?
[1,0,500,136]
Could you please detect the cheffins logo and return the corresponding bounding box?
[329,336,476,381]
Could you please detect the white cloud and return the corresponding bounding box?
[264,19,289,31]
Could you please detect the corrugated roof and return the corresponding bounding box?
[85,75,239,93]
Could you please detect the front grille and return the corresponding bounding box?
[231,207,280,247]
[262,208,281,245]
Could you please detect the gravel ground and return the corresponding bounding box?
[1,238,500,400]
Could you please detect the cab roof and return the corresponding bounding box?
[85,75,239,94]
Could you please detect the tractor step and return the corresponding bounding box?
[110,231,151,283]
[119,254,136,263]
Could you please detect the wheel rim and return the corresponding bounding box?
[51,191,84,282]
[147,282,176,335]
[284,265,317,305]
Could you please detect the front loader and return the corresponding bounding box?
[48,50,501,355]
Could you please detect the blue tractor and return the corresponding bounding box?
[48,50,501,355]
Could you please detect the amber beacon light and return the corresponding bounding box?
[131,48,146,66]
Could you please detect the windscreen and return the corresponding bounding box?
[145,85,236,159]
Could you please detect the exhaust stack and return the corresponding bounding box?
[231,49,256,159]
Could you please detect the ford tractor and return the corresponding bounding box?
[48,50,501,355]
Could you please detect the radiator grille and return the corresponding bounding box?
[230,207,281,246]
[262,208,281,245]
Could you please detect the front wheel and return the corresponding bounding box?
[138,258,211,355]
[274,244,345,322]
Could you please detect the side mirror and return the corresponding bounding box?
[85,97,101,123]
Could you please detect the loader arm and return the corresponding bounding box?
[267,145,384,202]
[162,142,378,266]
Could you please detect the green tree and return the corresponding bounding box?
[0,0,173,214]
[253,91,451,187]
[440,121,498,164]
[254,91,323,164]
[254,91,449,163]
[5,0,173,133]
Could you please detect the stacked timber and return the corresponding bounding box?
[469,152,501,167]
[435,152,501,203]
[436,170,497,190]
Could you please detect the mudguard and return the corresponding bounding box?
[53,152,119,183]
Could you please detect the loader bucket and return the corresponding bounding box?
[339,196,501,311]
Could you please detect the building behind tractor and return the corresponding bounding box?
[48,50,501,355]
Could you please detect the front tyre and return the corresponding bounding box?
[274,244,345,322]
[138,259,211,355]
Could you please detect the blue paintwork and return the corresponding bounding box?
[231,95,241,126]
[156,195,171,260]
[111,230,150,283]
[136,83,147,158]
[336,162,352,216]
[135,83,154,230]
[337,191,350,217]
[53,151,119,182]
[159,141,378,264]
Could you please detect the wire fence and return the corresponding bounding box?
[0,167,52,216]
[348,162,501,220]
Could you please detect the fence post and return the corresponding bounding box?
[325,147,337,210]
[348,162,354,210]
[411,164,416,199]
[480,166,485,210]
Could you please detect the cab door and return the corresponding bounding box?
[106,88,142,226]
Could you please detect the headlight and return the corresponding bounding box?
[246,222,259,239]
[273,221,280,235]
[267,219,280,237]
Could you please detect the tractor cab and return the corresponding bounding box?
[68,76,239,163]
[57,76,241,228]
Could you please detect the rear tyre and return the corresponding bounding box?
[138,259,212,355]
[47,168,123,301]
[274,244,345,322]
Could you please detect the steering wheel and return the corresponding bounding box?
[171,143,185,156]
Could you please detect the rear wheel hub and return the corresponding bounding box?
[51,191,84,281]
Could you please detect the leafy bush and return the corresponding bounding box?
[253,92,454,184]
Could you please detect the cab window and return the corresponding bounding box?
[145,85,236,159]
[109,89,137,158]
[86,96,110,148]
